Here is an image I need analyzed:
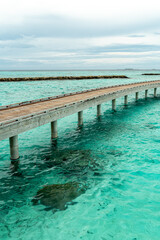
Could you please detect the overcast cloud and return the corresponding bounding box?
[1,0,160,70]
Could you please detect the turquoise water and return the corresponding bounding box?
[0,70,160,239]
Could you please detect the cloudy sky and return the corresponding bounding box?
[1,0,160,70]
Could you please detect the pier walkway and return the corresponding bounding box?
[0,80,160,161]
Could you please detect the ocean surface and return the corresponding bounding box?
[0,70,160,240]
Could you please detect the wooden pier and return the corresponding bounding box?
[0,80,159,161]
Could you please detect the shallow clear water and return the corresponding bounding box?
[0,70,160,240]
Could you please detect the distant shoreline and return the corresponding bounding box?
[0,69,160,72]
[0,75,129,82]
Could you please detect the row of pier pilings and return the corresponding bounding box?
[9,88,158,162]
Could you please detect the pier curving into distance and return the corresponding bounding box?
[0,80,160,161]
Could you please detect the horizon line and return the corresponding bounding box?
[0,69,160,72]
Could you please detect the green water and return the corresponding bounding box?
[0,70,160,240]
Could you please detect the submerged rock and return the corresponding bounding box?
[43,149,100,174]
[56,150,95,172]
[145,123,159,129]
[32,182,86,210]
[107,149,123,157]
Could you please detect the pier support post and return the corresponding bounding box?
[51,120,57,139]
[154,88,157,97]
[124,95,128,105]
[112,99,116,111]
[97,104,101,117]
[9,135,19,160]
[135,92,139,101]
[145,90,148,99]
[78,111,83,126]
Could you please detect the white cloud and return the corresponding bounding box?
[84,58,138,64]
[1,0,160,23]
[99,51,160,56]
[1,0,160,69]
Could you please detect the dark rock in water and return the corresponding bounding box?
[145,123,159,129]
[57,150,95,172]
[107,149,123,157]
[32,182,86,210]
[43,149,100,174]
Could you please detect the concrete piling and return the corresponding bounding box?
[97,104,101,116]
[51,120,58,139]
[135,92,139,101]
[78,111,83,126]
[112,99,116,111]
[145,90,148,99]
[124,95,128,105]
[154,88,157,97]
[9,135,19,160]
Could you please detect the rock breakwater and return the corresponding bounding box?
[0,75,128,81]
[142,73,160,75]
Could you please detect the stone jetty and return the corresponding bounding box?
[0,75,128,81]
[142,73,160,75]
